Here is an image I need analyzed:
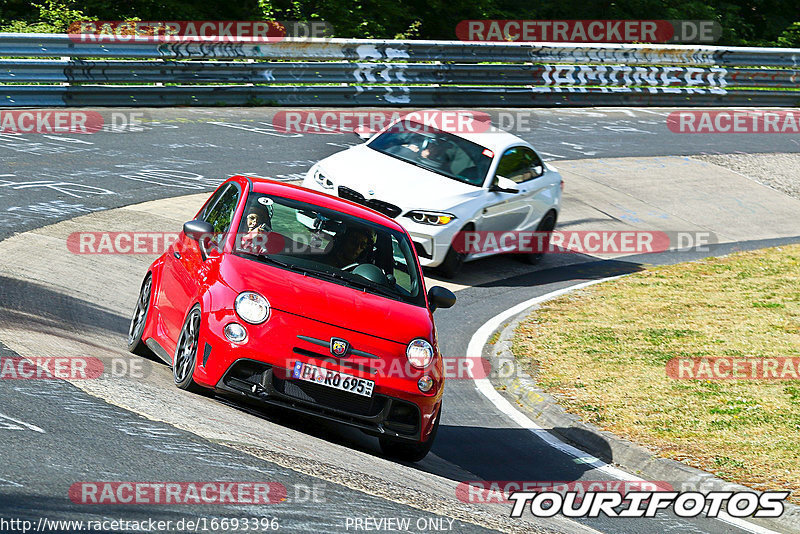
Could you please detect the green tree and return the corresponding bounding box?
[1,0,798,46]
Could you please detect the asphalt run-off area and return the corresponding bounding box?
[1,107,799,534]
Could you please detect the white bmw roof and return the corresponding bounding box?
[393,116,529,154]
[454,128,529,153]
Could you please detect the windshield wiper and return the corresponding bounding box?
[342,276,401,299]
[241,252,309,274]
[298,265,401,300]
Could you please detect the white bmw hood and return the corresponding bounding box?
[316,144,483,211]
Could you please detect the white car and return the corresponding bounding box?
[302,121,563,277]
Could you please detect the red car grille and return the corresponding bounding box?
[218,360,421,438]
[274,376,382,417]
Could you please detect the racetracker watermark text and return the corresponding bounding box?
[456,20,721,43]
[69,482,287,504]
[453,231,716,255]
[67,232,325,255]
[68,232,181,254]
[68,20,333,42]
[0,111,146,134]
[66,231,717,256]
[667,357,800,380]
[668,110,800,134]
[0,356,148,380]
[457,480,672,503]
[0,111,103,134]
[272,109,540,135]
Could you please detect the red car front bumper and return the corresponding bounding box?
[192,306,443,443]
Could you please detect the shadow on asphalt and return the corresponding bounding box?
[475,258,645,288]
[213,398,617,488]
[429,425,613,484]
[0,275,130,345]
[477,235,800,290]
[423,252,645,290]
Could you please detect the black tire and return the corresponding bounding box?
[437,247,464,279]
[379,407,440,462]
[524,211,557,265]
[173,305,203,393]
[127,275,153,357]
[437,225,473,279]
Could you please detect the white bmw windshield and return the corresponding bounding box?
[367,122,493,186]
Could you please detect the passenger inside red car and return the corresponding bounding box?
[240,211,271,253]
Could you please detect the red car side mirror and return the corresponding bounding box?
[428,286,456,312]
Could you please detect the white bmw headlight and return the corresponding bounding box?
[234,292,270,324]
[405,211,455,226]
[313,168,334,190]
[407,338,434,368]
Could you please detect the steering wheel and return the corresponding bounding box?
[352,264,389,285]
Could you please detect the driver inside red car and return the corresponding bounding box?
[329,227,375,268]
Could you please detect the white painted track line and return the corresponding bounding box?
[466,278,782,534]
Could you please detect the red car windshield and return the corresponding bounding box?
[233,193,425,307]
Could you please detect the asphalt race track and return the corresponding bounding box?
[1,107,799,534]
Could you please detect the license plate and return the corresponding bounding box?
[291,361,375,398]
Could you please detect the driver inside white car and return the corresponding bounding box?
[406,137,454,171]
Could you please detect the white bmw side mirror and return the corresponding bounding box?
[491,175,519,194]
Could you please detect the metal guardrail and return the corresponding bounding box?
[0,33,798,107]
[3,59,798,89]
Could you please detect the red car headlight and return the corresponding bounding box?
[234,291,270,324]
[407,339,434,369]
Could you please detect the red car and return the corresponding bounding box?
[127,176,456,461]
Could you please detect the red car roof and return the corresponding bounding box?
[233,175,408,233]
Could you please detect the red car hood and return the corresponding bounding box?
[221,254,433,344]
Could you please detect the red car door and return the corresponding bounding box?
[159,183,242,347]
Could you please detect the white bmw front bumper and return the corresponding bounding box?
[302,169,459,268]
[402,222,462,268]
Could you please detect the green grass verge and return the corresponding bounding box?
[513,244,800,503]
